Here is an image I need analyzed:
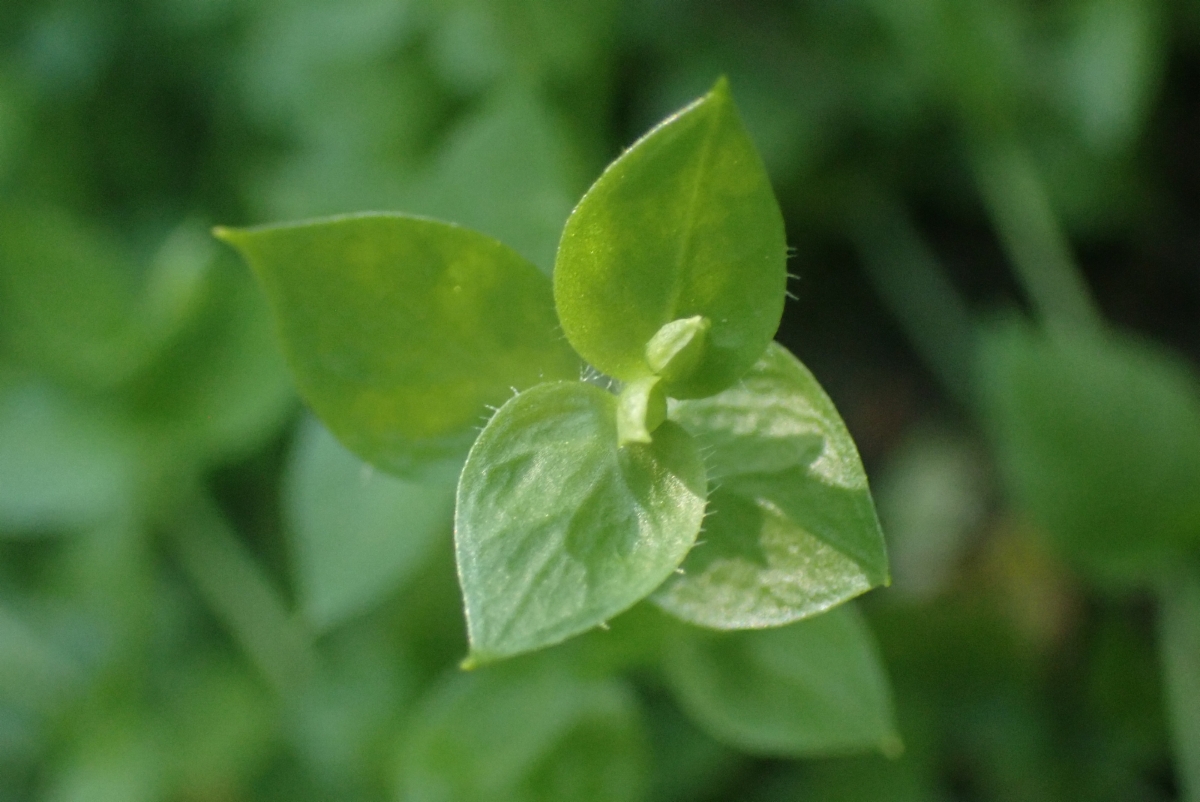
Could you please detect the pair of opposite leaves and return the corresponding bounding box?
[218,79,888,666]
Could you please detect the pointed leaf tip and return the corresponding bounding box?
[554,79,786,399]
[218,214,580,479]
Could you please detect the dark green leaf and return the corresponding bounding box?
[0,205,148,388]
[124,255,295,465]
[456,381,706,664]
[664,606,899,757]
[216,214,580,479]
[554,78,787,398]
[655,343,888,628]
[399,658,647,802]
[285,417,454,630]
[978,318,1200,584]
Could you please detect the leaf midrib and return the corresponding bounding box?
[666,103,721,322]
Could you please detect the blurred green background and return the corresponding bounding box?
[1,0,1199,800]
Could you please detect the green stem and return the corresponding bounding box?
[848,187,976,407]
[971,139,1103,334]
[169,487,316,696]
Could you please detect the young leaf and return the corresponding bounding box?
[456,381,706,665]
[978,318,1200,585]
[399,658,648,802]
[216,214,581,479]
[285,417,455,631]
[654,343,888,629]
[663,605,899,757]
[554,78,787,399]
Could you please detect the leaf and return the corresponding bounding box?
[42,718,166,802]
[165,658,275,794]
[654,343,888,629]
[663,605,899,757]
[652,488,875,631]
[1059,0,1162,153]
[456,381,706,665]
[554,77,787,399]
[402,87,577,275]
[284,416,455,630]
[0,205,148,388]
[216,214,580,479]
[399,658,647,802]
[124,253,295,465]
[0,382,138,534]
[978,318,1200,585]
[1159,568,1200,802]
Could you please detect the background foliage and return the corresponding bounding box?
[1,0,1198,800]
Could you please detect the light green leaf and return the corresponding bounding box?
[0,600,82,711]
[285,416,455,630]
[42,719,166,802]
[669,342,842,480]
[0,382,137,534]
[664,605,899,757]
[216,214,580,479]
[399,658,647,802]
[554,77,787,399]
[654,343,888,628]
[652,488,875,630]
[978,318,1200,584]
[1159,568,1200,802]
[1059,0,1162,153]
[456,381,706,665]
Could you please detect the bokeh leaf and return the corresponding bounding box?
[456,381,706,665]
[0,205,149,388]
[401,86,577,275]
[654,343,887,628]
[217,214,580,479]
[554,78,787,399]
[285,416,455,630]
[978,318,1200,584]
[664,605,899,757]
[1059,0,1162,153]
[399,658,647,802]
[122,254,295,465]
[0,382,137,534]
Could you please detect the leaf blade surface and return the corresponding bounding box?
[456,381,706,664]
[654,344,887,628]
[664,606,899,757]
[554,79,787,398]
[218,213,580,478]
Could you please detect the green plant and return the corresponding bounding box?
[218,78,897,753]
